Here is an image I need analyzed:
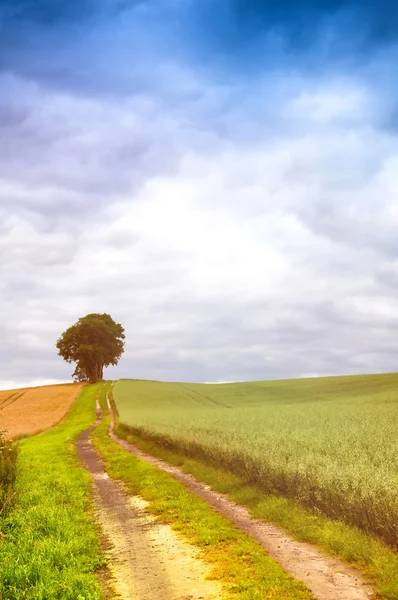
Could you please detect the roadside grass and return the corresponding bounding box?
[93,411,315,600]
[0,383,104,600]
[116,424,398,600]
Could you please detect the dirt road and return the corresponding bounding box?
[76,418,222,600]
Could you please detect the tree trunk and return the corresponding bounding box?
[87,359,104,383]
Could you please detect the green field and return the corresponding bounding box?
[114,374,398,549]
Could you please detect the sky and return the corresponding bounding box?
[2,0,398,388]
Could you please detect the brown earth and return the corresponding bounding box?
[107,395,375,600]
[77,411,223,600]
[0,383,82,438]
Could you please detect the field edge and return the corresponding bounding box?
[112,416,398,600]
[0,383,107,600]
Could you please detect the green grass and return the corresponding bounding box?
[93,396,315,600]
[114,375,398,548]
[0,384,104,600]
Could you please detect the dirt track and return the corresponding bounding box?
[76,413,222,600]
[107,396,375,600]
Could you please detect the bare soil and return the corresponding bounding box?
[107,397,375,600]
[76,413,222,600]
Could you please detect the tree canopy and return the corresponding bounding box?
[56,313,125,382]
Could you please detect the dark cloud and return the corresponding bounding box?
[0,0,146,25]
[2,0,397,103]
[0,0,94,24]
[194,0,398,50]
[0,1,189,99]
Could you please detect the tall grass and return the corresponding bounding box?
[114,375,398,548]
[0,431,18,517]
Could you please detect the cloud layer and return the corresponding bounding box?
[2,0,398,387]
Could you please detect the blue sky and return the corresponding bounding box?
[1,0,398,386]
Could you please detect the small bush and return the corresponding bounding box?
[0,430,18,516]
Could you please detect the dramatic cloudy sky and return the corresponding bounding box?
[1,0,398,387]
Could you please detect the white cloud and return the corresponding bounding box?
[2,63,398,388]
[286,81,371,123]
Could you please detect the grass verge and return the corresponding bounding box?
[93,394,315,600]
[0,383,104,600]
[114,421,398,600]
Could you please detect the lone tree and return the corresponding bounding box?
[56,313,125,383]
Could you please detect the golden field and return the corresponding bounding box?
[0,383,83,439]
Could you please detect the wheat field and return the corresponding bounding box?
[0,383,83,439]
[114,375,398,548]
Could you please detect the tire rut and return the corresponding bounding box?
[76,406,222,600]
